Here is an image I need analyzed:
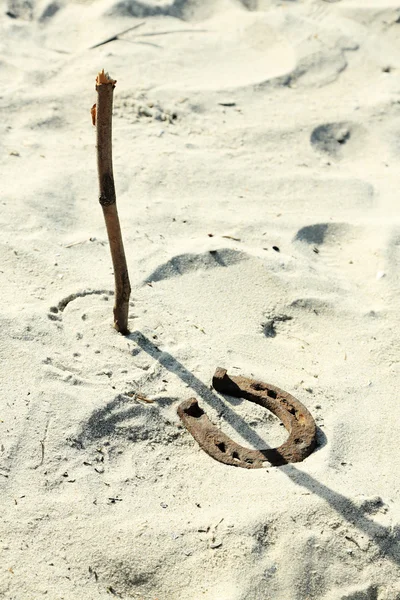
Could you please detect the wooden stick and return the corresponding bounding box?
[94,69,131,334]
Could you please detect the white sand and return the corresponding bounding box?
[1,0,400,598]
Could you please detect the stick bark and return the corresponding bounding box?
[94,69,131,334]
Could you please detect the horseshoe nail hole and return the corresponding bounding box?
[232,451,240,461]
[184,403,204,419]
[216,442,226,453]
[267,389,277,399]
[251,382,265,391]
[245,458,254,464]
[294,438,302,444]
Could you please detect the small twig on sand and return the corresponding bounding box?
[89,22,145,49]
[34,416,50,469]
[93,69,131,334]
[135,29,208,37]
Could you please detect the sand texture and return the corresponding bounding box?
[1,0,400,598]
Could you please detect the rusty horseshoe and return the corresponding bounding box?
[177,368,317,469]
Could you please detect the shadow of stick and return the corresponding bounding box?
[282,466,400,566]
[128,330,274,450]
[129,331,400,567]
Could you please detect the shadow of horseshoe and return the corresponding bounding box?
[178,368,318,469]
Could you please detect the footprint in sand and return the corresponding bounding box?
[76,392,179,447]
[107,0,192,19]
[293,222,384,296]
[311,121,365,159]
[294,222,352,247]
[6,0,34,19]
[143,248,249,284]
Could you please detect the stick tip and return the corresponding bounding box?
[96,69,117,87]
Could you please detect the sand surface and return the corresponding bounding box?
[1,0,400,598]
